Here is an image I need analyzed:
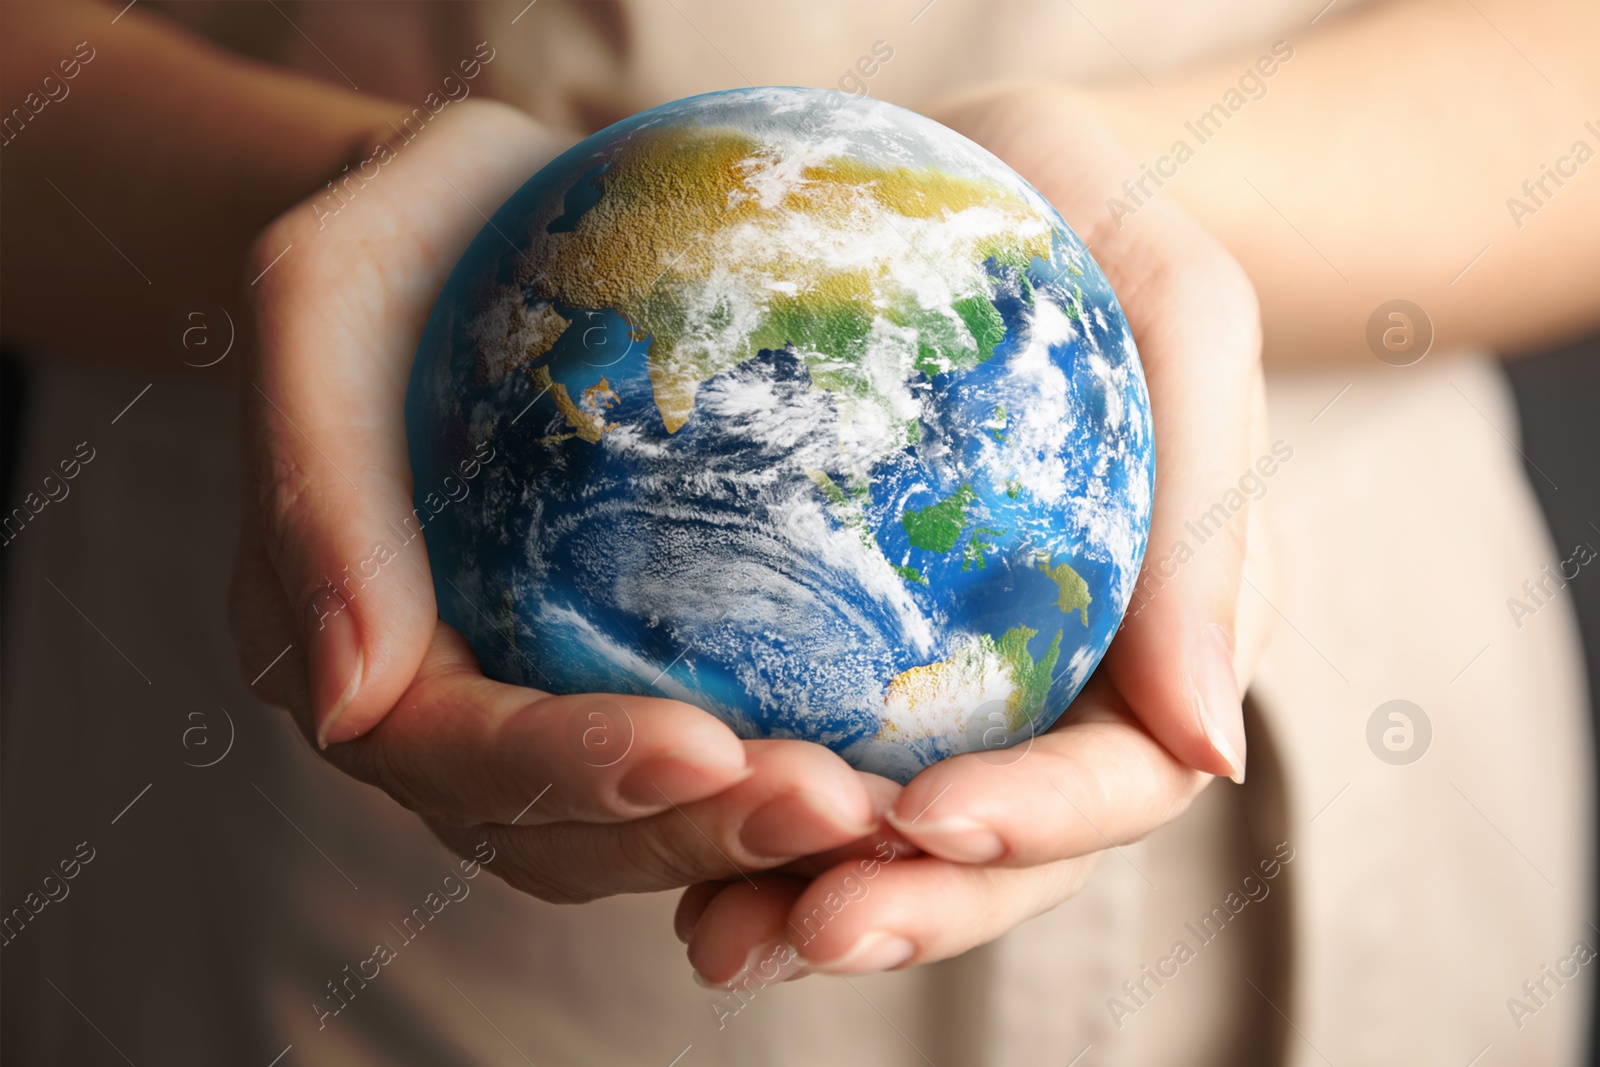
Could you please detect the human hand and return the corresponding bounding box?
[229,100,880,901]
[679,81,1275,981]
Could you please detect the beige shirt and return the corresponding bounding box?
[168,0,1330,135]
[5,2,1592,1064]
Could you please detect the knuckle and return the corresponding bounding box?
[430,823,600,905]
[1047,853,1100,902]
[1181,250,1261,351]
[243,214,310,296]
[248,447,331,605]
[497,836,603,906]
[517,873,600,906]
[243,219,292,282]
[336,736,430,816]
[257,446,314,531]
[617,821,710,886]
[1135,770,1207,840]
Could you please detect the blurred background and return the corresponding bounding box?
[3,2,1597,1064]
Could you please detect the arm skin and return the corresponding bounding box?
[0,1,409,365]
[4,1,1596,367]
[1077,0,1600,364]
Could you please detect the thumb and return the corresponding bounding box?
[1098,220,1263,784]
[241,101,563,745]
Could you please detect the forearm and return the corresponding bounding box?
[1080,0,1600,363]
[0,2,409,364]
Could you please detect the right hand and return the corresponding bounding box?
[228,100,884,903]
[675,82,1273,984]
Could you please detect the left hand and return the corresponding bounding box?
[676,81,1276,983]
[229,102,883,907]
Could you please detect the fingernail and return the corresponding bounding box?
[693,940,807,988]
[811,932,915,975]
[308,591,363,748]
[616,750,749,808]
[1196,622,1246,784]
[890,816,1003,863]
[739,792,874,861]
[746,940,807,983]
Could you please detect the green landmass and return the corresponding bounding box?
[894,565,928,585]
[962,526,1006,571]
[954,296,1006,363]
[1066,282,1086,321]
[996,625,1063,728]
[901,485,976,554]
[514,124,1055,432]
[809,470,850,507]
[806,469,876,553]
[1038,556,1092,626]
[1005,479,1022,500]
[987,403,1008,443]
[909,295,1008,379]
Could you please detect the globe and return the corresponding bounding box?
[406,87,1154,783]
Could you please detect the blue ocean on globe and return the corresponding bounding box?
[406,87,1153,783]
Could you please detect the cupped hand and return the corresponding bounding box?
[680,81,1275,983]
[228,100,879,901]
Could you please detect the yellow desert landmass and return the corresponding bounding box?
[529,366,619,444]
[474,297,570,385]
[879,623,1064,740]
[1039,555,1092,626]
[513,125,1057,433]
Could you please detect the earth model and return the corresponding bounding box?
[407,87,1154,783]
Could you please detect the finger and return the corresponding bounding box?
[687,851,1100,980]
[761,774,918,879]
[793,854,1098,973]
[330,623,751,826]
[1068,155,1259,784]
[684,876,807,985]
[681,824,926,981]
[885,677,1207,865]
[675,879,733,944]
[676,813,923,947]
[1097,230,1259,784]
[453,740,880,903]
[244,102,563,746]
